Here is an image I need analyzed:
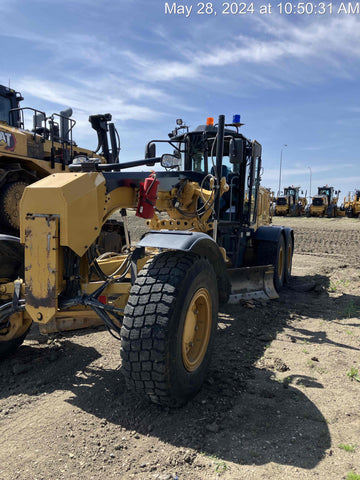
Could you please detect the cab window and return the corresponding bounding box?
[0,96,11,123]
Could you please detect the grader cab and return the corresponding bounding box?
[0,114,293,406]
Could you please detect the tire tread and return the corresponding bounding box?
[121,251,213,406]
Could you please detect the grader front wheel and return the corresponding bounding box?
[120,251,218,407]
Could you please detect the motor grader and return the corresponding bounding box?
[0,114,293,407]
[0,84,120,234]
[308,186,340,217]
[274,186,307,216]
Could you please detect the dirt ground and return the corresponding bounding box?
[1,216,360,480]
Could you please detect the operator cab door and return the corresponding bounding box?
[220,137,262,227]
[216,137,262,268]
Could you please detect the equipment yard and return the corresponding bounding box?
[0,216,360,480]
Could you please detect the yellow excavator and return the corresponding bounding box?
[0,114,293,406]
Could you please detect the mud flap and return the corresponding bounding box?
[227,265,279,303]
[24,215,59,324]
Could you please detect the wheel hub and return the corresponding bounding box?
[182,288,212,372]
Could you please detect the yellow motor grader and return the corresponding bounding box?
[274,186,307,216]
[0,84,120,234]
[0,114,293,406]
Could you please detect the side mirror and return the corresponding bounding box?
[229,138,244,164]
[161,154,181,169]
[253,142,262,158]
[145,142,156,159]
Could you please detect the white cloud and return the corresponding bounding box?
[17,77,165,125]
[193,15,360,75]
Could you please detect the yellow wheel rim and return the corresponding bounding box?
[278,245,284,279]
[182,288,212,372]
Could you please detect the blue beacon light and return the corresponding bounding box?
[233,114,241,124]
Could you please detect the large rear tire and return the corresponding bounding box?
[120,251,218,407]
[257,235,286,292]
[284,236,293,284]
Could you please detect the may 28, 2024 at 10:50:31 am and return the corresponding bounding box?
[164,2,360,17]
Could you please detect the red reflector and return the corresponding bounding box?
[98,295,107,304]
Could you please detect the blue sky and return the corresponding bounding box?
[1,0,360,201]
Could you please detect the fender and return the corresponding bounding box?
[254,225,294,248]
[0,165,38,189]
[283,226,294,249]
[136,230,230,302]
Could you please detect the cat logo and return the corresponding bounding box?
[0,130,16,151]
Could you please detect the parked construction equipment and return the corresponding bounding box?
[344,190,360,217]
[274,186,307,216]
[0,114,293,406]
[307,186,340,217]
[0,85,120,234]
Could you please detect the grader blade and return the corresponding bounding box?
[227,265,278,302]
